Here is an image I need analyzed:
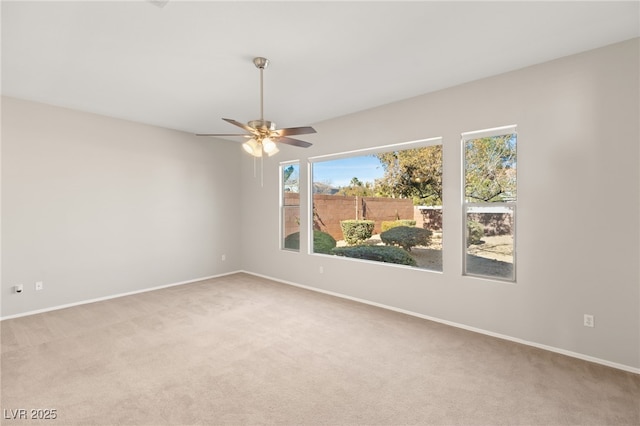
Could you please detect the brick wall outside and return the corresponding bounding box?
[284,197,510,240]
[283,193,414,241]
[414,206,443,231]
[283,192,301,239]
[410,206,512,235]
[467,212,512,236]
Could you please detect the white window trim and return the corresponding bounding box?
[308,137,442,164]
[307,137,443,271]
[461,124,517,142]
[461,126,517,282]
[280,160,300,252]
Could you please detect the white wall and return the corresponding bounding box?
[2,39,638,371]
[1,97,242,317]
[240,39,640,370]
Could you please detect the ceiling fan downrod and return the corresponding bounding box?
[253,57,269,123]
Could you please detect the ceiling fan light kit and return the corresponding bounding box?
[242,137,279,157]
[197,57,316,159]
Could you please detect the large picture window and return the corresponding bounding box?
[280,161,300,251]
[462,126,517,281]
[309,138,443,271]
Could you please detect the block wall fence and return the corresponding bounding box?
[284,193,512,242]
[283,193,444,241]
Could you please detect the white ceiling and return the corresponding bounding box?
[2,1,639,135]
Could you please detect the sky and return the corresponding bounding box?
[312,154,385,188]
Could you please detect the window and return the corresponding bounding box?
[462,126,517,281]
[280,161,300,251]
[309,138,443,271]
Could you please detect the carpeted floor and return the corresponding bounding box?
[1,273,639,425]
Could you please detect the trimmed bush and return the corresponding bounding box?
[340,220,375,245]
[284,232,300,250]
[467,220,484,246]
[380,226,432,251]
[313,231,337,254]
[380,219,417,232]
[284,231,336,254]
[332,245,417,266]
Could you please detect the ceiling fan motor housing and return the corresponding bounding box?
[248,119,276,135]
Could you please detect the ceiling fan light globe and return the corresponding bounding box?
[243,139,262,157]
[242,142,254,154]
[263,138,277,153]
[266,145,280,157]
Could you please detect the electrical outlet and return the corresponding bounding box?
[584,314,595,328]
[319,266,324,274]
[221,254,226,262]
[35,281,43,291]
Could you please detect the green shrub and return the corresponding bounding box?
[380,226,432,251]
[284,232,300,250]
[332,245,417,266]
[340,220,375,245]
[380,219,417,232]
[467,220,484,246]
[313,231,337,254]
[284,231,336,254]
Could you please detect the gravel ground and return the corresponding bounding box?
[336,232,513,278]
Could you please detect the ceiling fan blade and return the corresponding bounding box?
[222,118,256,133]
[275,126,317,137]
[196,133,251,137]
[277,136,313,148]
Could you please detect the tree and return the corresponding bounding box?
[464,134,516,202]
[283,165,295,182]
[283,165,299,193]
[337,176,375,197]
[375,145,443,205]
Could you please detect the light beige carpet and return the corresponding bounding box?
[1,273,638,425]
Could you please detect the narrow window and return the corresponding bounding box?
[462,126,517,281]
[280,161,300,251]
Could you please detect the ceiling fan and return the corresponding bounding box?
[197,57,316,157]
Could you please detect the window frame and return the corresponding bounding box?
[279,160,301,252]
[307,137,443,271]
[461,125,517,282]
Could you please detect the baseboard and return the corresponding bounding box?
[241,270,640,375]
[4,269,638,375]
[0,270,243,321]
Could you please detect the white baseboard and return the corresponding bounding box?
[0,270,243,321]
[242,270,640,375]
[3,269,638,375]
